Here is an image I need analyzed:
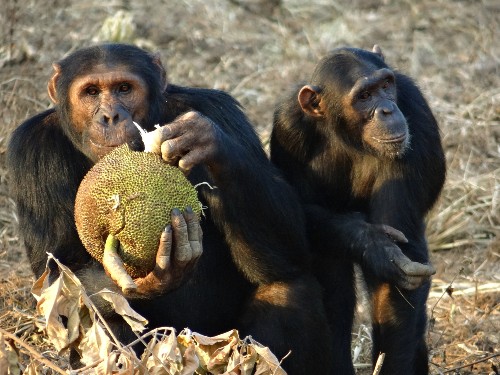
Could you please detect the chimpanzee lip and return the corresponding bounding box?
[372,134,406,144]
[90,139,122,149]
[90,138,144,153]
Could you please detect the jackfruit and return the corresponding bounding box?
[74,144,201,279]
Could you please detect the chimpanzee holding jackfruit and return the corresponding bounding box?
[74,141,202,292]
[7,44,333,373]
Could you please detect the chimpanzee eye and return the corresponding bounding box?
[119,83,131,93]
[382,80,391,89]
[359,91,371,100]
[86,86,99,96]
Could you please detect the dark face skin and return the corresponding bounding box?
[346,68,409,158]
[48,64,150,162]
[298,66,409,159]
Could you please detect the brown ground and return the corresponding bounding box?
[0,0,498,373]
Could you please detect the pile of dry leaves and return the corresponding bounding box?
[0,255,286,375]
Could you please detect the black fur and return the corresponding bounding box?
[8,43,332,373]
[271,47,445,374]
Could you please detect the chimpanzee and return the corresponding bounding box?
[7,43,333,373]
[271,45,445,374]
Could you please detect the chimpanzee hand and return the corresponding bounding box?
[361,223,435,290]
[160,111,220,172]
[129,207,203,297]
[140,111,221,173]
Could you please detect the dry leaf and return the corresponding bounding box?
[0,333,21,375]
[31,262,86,353]
[23,362,45,375]
[179,329,238,372]
[143,328,183,374]
[97,289,148,332]
[31,269,68,352]
[78,317,113,366]
[30,255,140,373]
[227,343,258,375]
[177,330,287,375]
[206,336,238,371]
[29,256,288,375]
[249,337,287,375]
[180,344,199,375]
[105,352,137,375]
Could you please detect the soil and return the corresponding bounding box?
[0,0,498,373]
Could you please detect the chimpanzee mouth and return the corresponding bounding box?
[89,139,123,150]
[89,139,145,156]
[372,134,407,144]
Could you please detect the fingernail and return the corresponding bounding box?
[172,208,181,216]
[185,206,193,214]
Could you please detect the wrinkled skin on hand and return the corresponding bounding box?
[119,112,212,296]
[117,111,214,295]
[140,111,221,174]
[104,207,203,298]
[305,206,435,291]
[360,223,435,290]
[125,207,203,297]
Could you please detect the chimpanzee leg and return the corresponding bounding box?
[241,275,333,374]
[316,259,356,375]
[369,281,430,375]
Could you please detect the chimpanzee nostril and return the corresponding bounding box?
[375,106,393,116]
[101,111,120,125]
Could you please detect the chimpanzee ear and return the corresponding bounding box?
[47,63,61,104]
[152,52,168,92]
[372,44,385,61]
[298,85,325,118]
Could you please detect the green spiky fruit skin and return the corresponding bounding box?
[74,144,201,278]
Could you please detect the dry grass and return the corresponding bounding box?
[0,0,498,373]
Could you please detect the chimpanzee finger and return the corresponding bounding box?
[159,112,202,143]
[183,206,203,260]
[394,256,436,277]
[170,208,193,263]
[160,139,182,165]
[376,224,408,243]
[153,225,173,273]
[160,128,201,166]
[158,118,191,164]
[398,275,427,291]
[178,148,214,173]
[159,116,188,139]
[174,111,200,124]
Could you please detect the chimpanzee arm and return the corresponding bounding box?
[164,86,308,284]
[305,204,434,290]
[364,141,445,282]
[7,110,94,278]
[200,133,307,284]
